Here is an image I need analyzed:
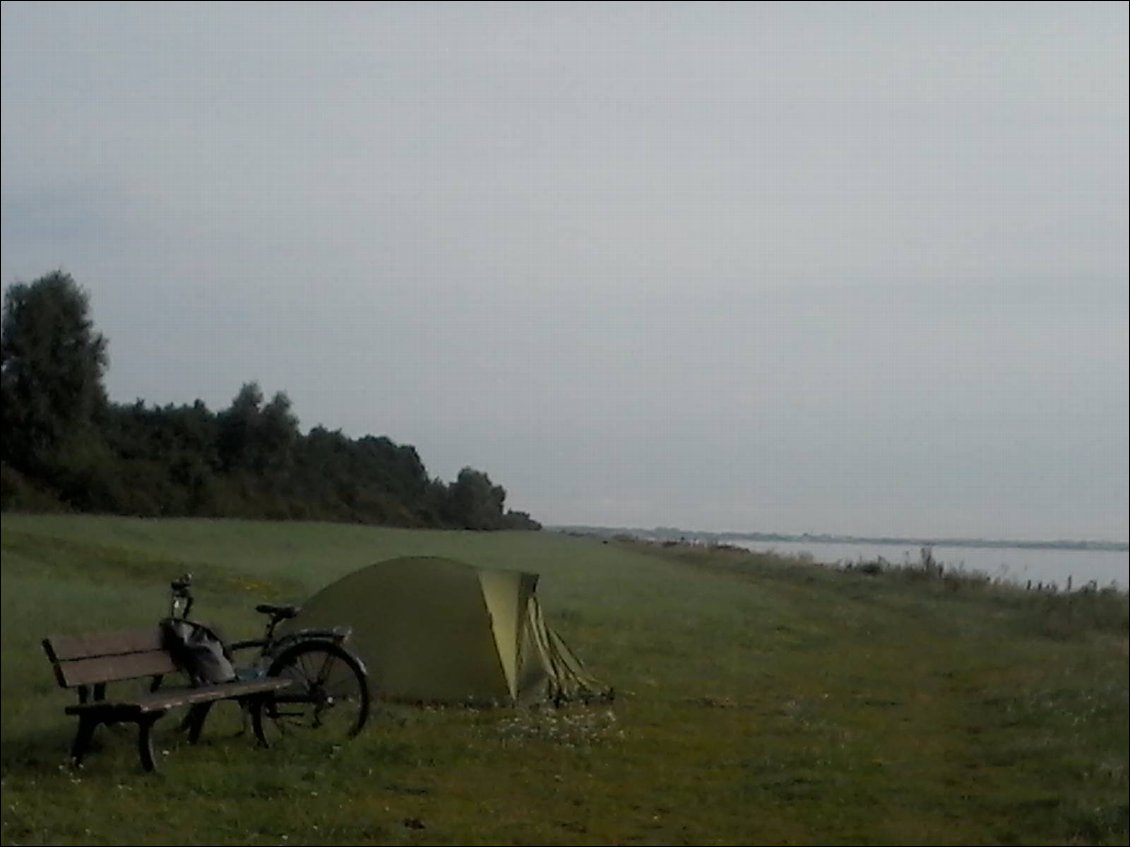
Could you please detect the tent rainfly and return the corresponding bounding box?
[282,556,610,706]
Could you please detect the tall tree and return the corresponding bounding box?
[217,383,299,475]
[446,467,507,530]
[1,271,108,471]
[217,382,265,472]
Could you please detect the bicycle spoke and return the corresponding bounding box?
[251,640,370,746]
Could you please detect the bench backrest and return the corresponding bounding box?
[43,628,177,689]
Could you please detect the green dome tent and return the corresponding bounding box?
[282,557,610,706]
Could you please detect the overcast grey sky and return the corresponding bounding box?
[2,2,1127,541]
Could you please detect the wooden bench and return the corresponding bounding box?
[42,628,292,772]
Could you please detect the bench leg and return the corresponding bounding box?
[185,702,214,744]
[250,694,273,748]
[70,714,99,767]
[177,707,195,734]
[239,696,252,736]
[137,713,163,772]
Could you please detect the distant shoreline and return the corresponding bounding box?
[550,525,1129,553]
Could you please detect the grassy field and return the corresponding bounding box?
[1,513,1127,846]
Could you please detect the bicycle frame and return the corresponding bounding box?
[230,626,354,665]
[169,574,353,669]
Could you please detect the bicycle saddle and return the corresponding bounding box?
[255,603,301,619]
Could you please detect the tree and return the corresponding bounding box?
[217,383,299,475]
[258,391,299,473]
[502,509,542,530]
[1,271,108,471]
[446,467,507,530]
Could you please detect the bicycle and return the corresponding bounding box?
[167,574,371,746]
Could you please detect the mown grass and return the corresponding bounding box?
[2,513,1127,845]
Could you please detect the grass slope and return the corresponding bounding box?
[1,514,1127,846]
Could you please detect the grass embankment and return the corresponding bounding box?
[1,514,1127,846]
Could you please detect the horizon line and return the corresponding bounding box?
[546,524,1130,550]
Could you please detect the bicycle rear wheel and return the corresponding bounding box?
[251,640,370,746]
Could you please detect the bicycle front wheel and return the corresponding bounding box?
[251,640,371,746]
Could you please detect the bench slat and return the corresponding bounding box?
[44,628,164,661]
[64,677,293,716]
[52,651,179,688]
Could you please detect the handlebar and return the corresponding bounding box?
[169,573,194,619]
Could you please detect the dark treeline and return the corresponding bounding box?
[0,271,540,530]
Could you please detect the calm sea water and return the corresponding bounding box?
[723,538,1129,592]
